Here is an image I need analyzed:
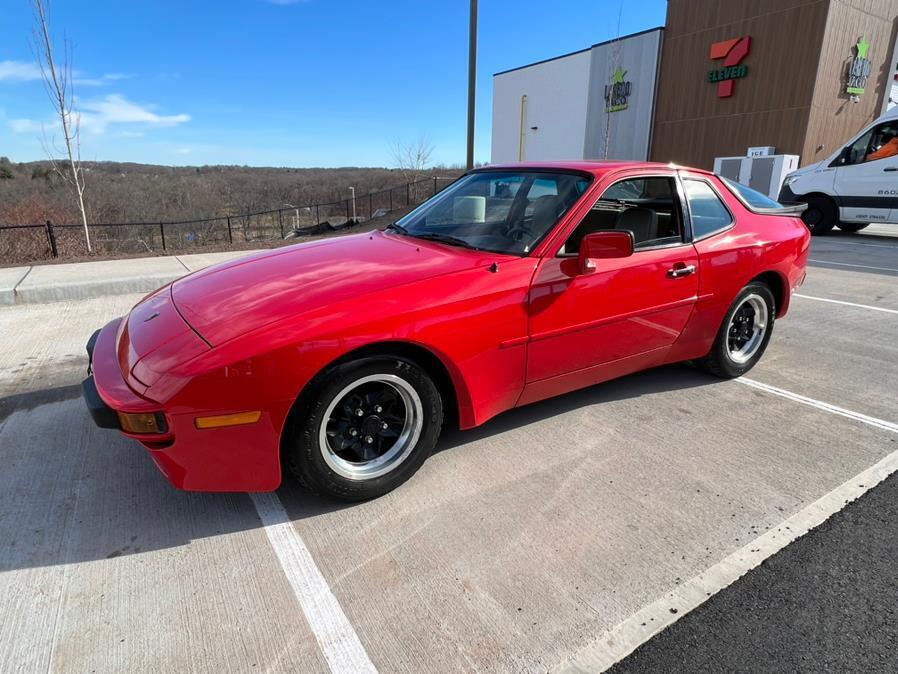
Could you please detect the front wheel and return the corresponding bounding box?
[801,195,838,235]
[836,223,869,233]
[696,282,776,378]
[285,356,443,500]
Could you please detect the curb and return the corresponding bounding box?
[1,249,261,306]
[13,272,185,305]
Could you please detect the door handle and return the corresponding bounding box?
[667,264,696,278]
[884,167,898,172]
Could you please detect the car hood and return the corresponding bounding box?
[171,230,499,345]
[785,161,821,180]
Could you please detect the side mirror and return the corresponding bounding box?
[578,230,634,274]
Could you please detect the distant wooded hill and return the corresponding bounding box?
[0,157,460,225]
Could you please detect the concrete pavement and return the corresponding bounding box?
[611,471,898,673]
[1,226,897,672]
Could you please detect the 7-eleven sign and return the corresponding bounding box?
[708,36,752,98]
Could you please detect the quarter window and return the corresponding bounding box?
[683,179,732,240]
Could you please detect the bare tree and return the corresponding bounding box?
[601,2,624,160]
[32,0,90,251]
[391,134,434,201]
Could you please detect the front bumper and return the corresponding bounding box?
[81,318,286,492]
[83,328,119,429]
[778,182,800,204]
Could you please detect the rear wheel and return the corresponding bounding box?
[285,356,443,500]
[836,222,870,233]
[801,195,838,235]
[696,282,776,378]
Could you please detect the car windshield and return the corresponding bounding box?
[389,171,592,255]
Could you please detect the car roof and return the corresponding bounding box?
[476,160,715,178]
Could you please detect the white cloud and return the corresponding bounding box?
[78,94,190,134]
[8,94,190,136]
[9,118,48,134]
[0,60,42,82]
[73,72,133,87]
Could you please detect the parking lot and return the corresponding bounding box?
[1,225,897,673]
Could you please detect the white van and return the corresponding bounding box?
[778,107,898,234]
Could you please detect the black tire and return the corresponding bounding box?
[800,195,838,235]
[696,282,776,379]
[285,355,443,501]
[836,222,870,233]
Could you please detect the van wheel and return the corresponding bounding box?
[801,196,838,235]
[836,223,869,233]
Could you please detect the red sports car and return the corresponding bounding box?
[83,162,809,500]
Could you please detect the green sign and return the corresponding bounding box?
[604,67,632,113]
[846,37,871,96]
[708,64,748,83]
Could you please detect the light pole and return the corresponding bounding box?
[466,0,478,170]
[284,203,299,229]
[349,187,357,222]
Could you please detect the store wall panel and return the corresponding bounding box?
[802,0,898,164]
[583,29,663,160]
[652,0,830,168]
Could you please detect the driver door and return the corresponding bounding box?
[521,174,698,403]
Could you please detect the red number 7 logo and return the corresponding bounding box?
[709,36,752,98]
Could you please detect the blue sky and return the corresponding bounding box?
[0,0,667,167]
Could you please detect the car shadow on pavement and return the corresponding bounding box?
[0,364,720,573]
[434,363,715,453]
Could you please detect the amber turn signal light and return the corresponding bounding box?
[118,412,168,434]
[194,411,262,430]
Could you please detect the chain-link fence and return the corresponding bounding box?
[0,175,456,265]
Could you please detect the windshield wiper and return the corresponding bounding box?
[385,222,409,235]
[409,232,478,250]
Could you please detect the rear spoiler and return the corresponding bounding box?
[748,201,808,217]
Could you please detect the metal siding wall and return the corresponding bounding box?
[802,0,898,164]
[651,0,830,169]
[583,29,664,160]
[490,51,592,163]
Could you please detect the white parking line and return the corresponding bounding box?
[808,258,898,273]
[736,378,898,433]
[795,294,898,316]
[815,239,898,250]
[554,380,898,673]
[250,493,377,674]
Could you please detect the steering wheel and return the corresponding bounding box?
[503,222,532,241]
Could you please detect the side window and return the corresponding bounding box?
[841,129,874,166]
[864,123,898,162]
[839,123,898,166]
[561,177,684,254]
[683,179,733,239]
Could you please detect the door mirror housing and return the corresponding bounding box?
[578,230,634,274]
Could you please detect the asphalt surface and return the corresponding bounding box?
[612,470,898,673]
[1,224,897,672]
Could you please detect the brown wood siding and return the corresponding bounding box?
[802,0,898,165]
[652,0,830,169]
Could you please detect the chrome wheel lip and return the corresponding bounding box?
[727,294,769,364]
[319,374,423,481]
